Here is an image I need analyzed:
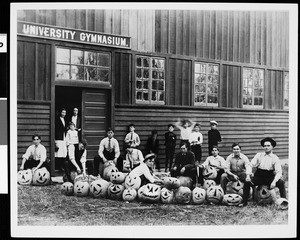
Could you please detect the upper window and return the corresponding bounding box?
[194,62,219,106]
[56,47,111,82]
[135,56,165,104]
[243,68,264,108]
[284,72,289,109]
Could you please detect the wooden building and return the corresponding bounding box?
[16,9,289,174]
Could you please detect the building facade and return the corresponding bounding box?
[16,9,289,174]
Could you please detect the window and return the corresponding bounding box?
[56,47,111,82]
[284,72,289,109]
[243,68,264,108]
[194,62,219,106]
[135,56,165,104]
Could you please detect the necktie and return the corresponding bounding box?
[131,132,133,140]
[33,146,38,160]
[107,139,112,152]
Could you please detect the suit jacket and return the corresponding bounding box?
[55,116,67,140]
[68,115,81,130]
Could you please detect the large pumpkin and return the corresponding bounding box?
[17,169,33,185]
[254,185,276,205]
[206,185,224,204]
[107,183,125,200]
[74,174,97,184]
[140,183,161,203]
[89,179,110,198]
[110,171,126,184]
[202,166,218,180]
[32,167,51,186]
[103,166,119,181]
[160,187,174,204]
[163,177,181,190]
[222,193,243,206]
[177,176,193,189]
[137,185,146,202]
[191,187,206,205]
[226,180,244,194]
[63,171,77,183]
[203,179,216,190]
[174,186,192,204]
[122,187,137,202]
[275,198,288,210]
[124,174,142,190]
[61,182,74,196]
[74,181,90,197]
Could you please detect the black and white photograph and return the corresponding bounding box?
[10,2,297,238]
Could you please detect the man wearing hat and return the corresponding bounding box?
[241,137,287,206]
[208,120,222,156]
[127,153,163,186]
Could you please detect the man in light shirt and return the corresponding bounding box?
[19,134,50,172]
[123,147,144,172]
[175,118,196,150]
[241,137,287,206]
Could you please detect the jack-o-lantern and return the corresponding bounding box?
[74,181,89,197]
[17,169,33,185]
[206,185,224,204]
[124,174,142,190]
[140,183,161,203]
[254,185,276,205]
[61,182,74,196]
[160,187,174,204]
[32,167,51,186]
[107,183,125,200]
[222,193,243,206]
[227,180,244,193]
[63,171,77,183]
[174,186,192,204]
[122,187,137,202]
[110,171,126,184]
[202,166,218,180]
[137,185,146,201]
[89,179,110,198]
[191,187,206,205]
[103,166,119,181]
[163,177,181,190]
[275,198,288,210]
[177,176,193,189]
[203,179,216,190]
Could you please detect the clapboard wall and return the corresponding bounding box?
[114,105,289,165]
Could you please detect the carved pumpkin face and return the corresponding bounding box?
[137,185,146,201]
[255,185,275,205]
[110,171,126,184]
[103,166,119,181]
[202,166,218,180]
[124,174,142,190]
[74,181,90,197]
[222,193,243,206]
[163,177,181,190]
[177,176,193,189]
[206,185,224,204]
[174,186,192,204]
[122,187,137,202]
[192,187,206,205]
[141,183,161,203]
[17,169,33,185]
[61,182,74,196]
[275,198,288,210]
[107,183,125,200]
[63,171,78,183]
[203,179,216,190]
[227,180,244,193]
[89,179,110,198]
[160,187,174,204]
[32,167,50,186]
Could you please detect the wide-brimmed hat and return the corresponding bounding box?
[210,120,218,126]
[144,153,156,162]
[260,137,277,148]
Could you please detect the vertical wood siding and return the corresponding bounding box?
[17,103,51,166]
[114,105,289,166]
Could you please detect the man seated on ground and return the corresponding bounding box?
[93,128,123,177]
[123,147,144,172]
[19,134,50,173]
[220,143,251,194]
[241,137,287,207]
[128,153,163,186]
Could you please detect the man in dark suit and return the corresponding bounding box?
[69,107,82,140]
[55,108,68,170]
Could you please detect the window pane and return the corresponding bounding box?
[152,70,158,79]
[195,74,201,83]
[195,64,201,73]
[200,64,206,73]
[71,66,84,80]
[136,57,142,67]
[248,78,253,86]
[158,92,164,101]
[56,48,70,64]
[143,80,148,89]
[158,81,164,90]
[136,68,142,79]
[136,91,142,100]
[199,84,206,93]
[143,69,149,79]
[199,74,206,83]
[136,81,142,89]
[195,84,200,92]
[71,50,84,65]
[243,96,248,105]
[85,67,98,81]
[98,69,109,82]
[151,92,157,101]
[56,64,70,79]
[143,92,149,100]
[85,51,97,66]
[152,59,164,69]
[97,53,110,67]
[143,58,150,68]
[152,80,158,90]
[208,95,218,104]
[158,71,164,80]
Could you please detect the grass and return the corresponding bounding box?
[17,164,289,226]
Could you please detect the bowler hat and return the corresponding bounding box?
[144,153,156,162]
[260,137,276,148]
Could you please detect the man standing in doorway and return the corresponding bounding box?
[69,107,81,140]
